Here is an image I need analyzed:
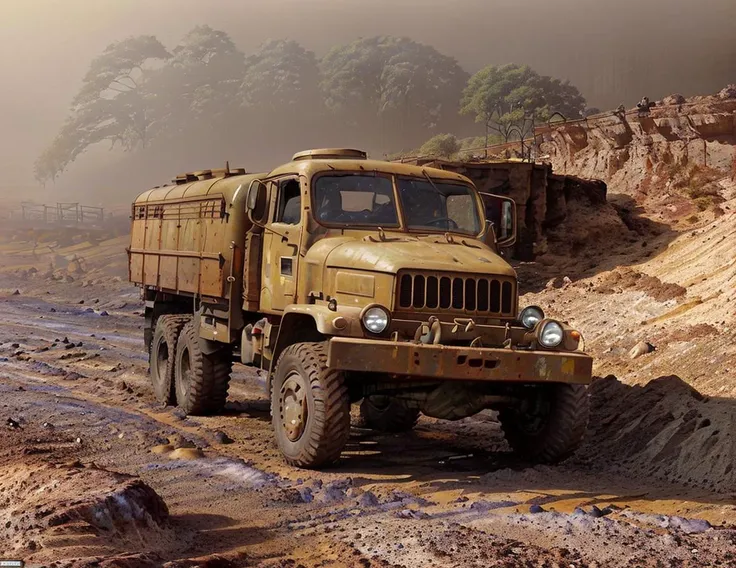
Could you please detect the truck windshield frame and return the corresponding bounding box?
[396,176,482,237]
[311,171,483,236]
[312,172,401,228]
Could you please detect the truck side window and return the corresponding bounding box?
[277,179,301,225]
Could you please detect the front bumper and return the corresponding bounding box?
[327,338,593,384]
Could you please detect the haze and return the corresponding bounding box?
[1,0,734,203]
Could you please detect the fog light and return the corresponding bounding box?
[362,306,389,334]
[539,320,564,348]
[520,306,545,329]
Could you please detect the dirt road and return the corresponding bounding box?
[0,276,734,567]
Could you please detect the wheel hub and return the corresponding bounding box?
[281,372,308,442]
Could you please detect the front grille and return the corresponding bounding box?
[397,272,515,316]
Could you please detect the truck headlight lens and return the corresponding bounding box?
[362,306,389,334]
[520,306,544,329]
[539,320,564,348]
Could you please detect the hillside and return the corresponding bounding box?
[523,88,736,396]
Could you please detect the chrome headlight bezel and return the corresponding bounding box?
[519,305,545,330]
[538,319,564,348]
[361,304,390,334]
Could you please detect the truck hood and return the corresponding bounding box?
[305,235,516,278]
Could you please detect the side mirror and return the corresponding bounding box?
[479,192,517,248]
[246,179,268,224]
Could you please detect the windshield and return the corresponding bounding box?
[314,174,399,226]
[397,178,481,235]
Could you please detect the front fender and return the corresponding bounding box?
[268,303,364,376]
[281,303,363,337]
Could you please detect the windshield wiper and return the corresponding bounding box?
[421,169,444,196]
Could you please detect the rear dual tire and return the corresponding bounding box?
[174,322,233,415]
[150,315,190,405]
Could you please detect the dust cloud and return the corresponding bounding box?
[1,0,734,204]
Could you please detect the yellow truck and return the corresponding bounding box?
[129,149,592,468]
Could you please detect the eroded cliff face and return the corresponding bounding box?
[539,90,736,221]
[409,158,628,260]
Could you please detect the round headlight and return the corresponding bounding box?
[539,320,564,348]
[362,306,389,334]
[520,306,545,329]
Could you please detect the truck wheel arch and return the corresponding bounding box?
[269,304,362,371]
[270,313,324,374]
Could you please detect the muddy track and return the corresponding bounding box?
[1,291,735,567]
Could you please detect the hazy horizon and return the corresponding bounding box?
[2,0,734,204]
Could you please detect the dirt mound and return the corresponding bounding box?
[576,376,735,493]
[594,267,686,302]
[0,457,178,565]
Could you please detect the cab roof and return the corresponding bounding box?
[268,157,472,185]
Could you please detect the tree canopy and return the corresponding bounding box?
[34,35,170,183]
[460,63,587,144]
[36,32,588,184]
[320,36,468,145]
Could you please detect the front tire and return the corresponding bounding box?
[174,322,232,415]
[359,396,420,432]
[271,342,350,468]
[499,383,589,463]
[150,315,189,405]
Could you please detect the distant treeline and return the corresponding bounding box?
[36,27,590,183]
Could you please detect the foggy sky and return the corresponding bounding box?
[1,0,734,203]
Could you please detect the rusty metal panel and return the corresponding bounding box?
[143,217,161,286]
[178,256,199,293]
[243,232,262,311]
[200,217,227,298]
[327,338,593,384]
[129,252,144,283]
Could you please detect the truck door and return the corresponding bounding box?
[262,177,303,312]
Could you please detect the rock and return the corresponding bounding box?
[590,505,604,518]
[172,408,187,420]
[572,507,587,516]
[718,84,736,100]
[663,94,686,105]
[470,500,517,512]
[629,341,656,359]
[43,422,54,429]
[78,300,85,304]
[358,491,380,507]
[12,289,20,295]
[320,478,353,503]
[49,308,56,313]
[562,276,573,287]
[99,310,110,317]
[396,508,430,520]
[529,504,546,514]
[453,496,470,503]
[670,516,711,534]
[84,307,95,313]
[62,337,69,344]
[6,417,20,429]
[214,431,234,444]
